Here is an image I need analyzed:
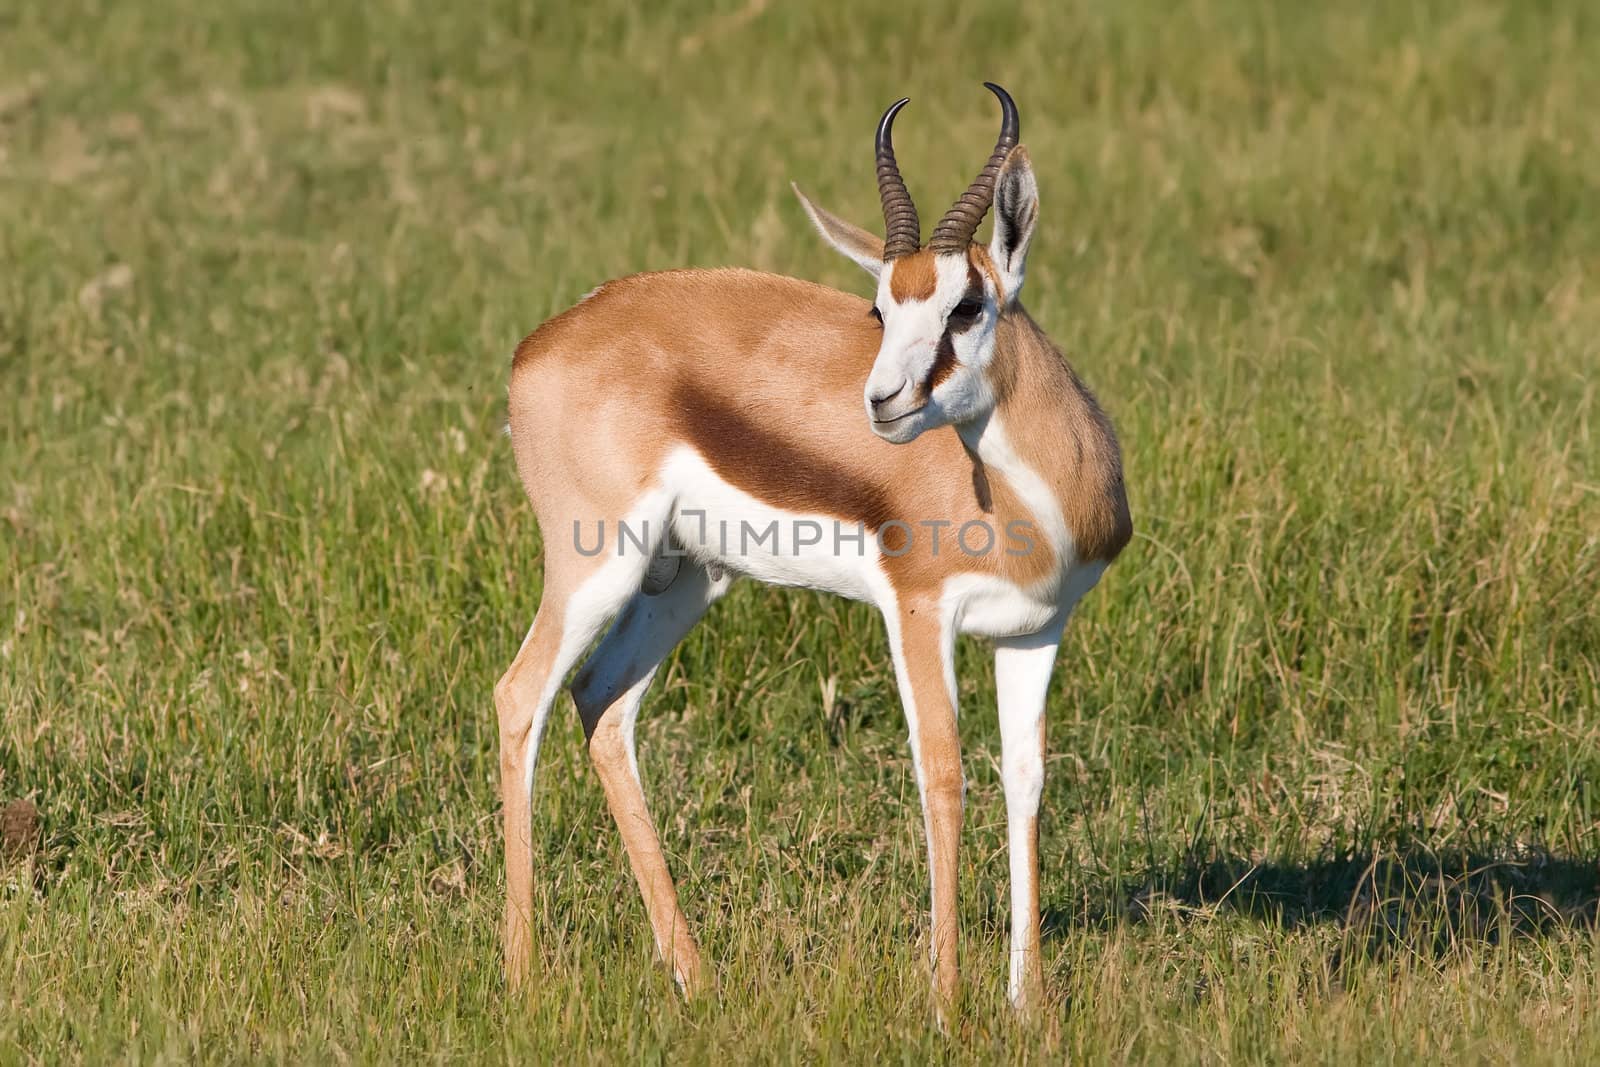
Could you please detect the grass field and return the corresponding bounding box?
[4,0,1600,1061]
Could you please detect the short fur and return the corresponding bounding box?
[497,114,1131,1024]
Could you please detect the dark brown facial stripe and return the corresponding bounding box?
[927,333,960,391]
[922,266,985,396]
[670,379,895,531]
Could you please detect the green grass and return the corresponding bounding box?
[3,0,1599,1061]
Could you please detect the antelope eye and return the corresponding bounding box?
[868,306,884,325]
[951,297,983,321]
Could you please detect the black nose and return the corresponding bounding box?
[868,381,907,418]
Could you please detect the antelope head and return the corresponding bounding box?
[795,83,1040,443]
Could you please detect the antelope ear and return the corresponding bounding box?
[792,183,884,278]
[987,146,1038,303]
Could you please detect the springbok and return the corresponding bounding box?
[498,83,1131,1014]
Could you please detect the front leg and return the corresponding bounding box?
[994,617,1065,1012]
[885,597,963,1018]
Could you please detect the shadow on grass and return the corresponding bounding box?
[1046,840,1600,963]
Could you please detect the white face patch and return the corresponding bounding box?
[864,253,1000,443]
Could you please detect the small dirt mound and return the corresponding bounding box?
[1,798,40,861]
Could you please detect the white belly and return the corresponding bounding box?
[652,447,1100,640]
[659,448,885,604]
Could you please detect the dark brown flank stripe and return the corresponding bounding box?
[670,379,895,531]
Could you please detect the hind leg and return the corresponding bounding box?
[497,600,572,988]
[498,523,665,987]
[571,560,732,996]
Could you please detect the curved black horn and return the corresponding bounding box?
[927,82,1019,253]
[876,97,922,260]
